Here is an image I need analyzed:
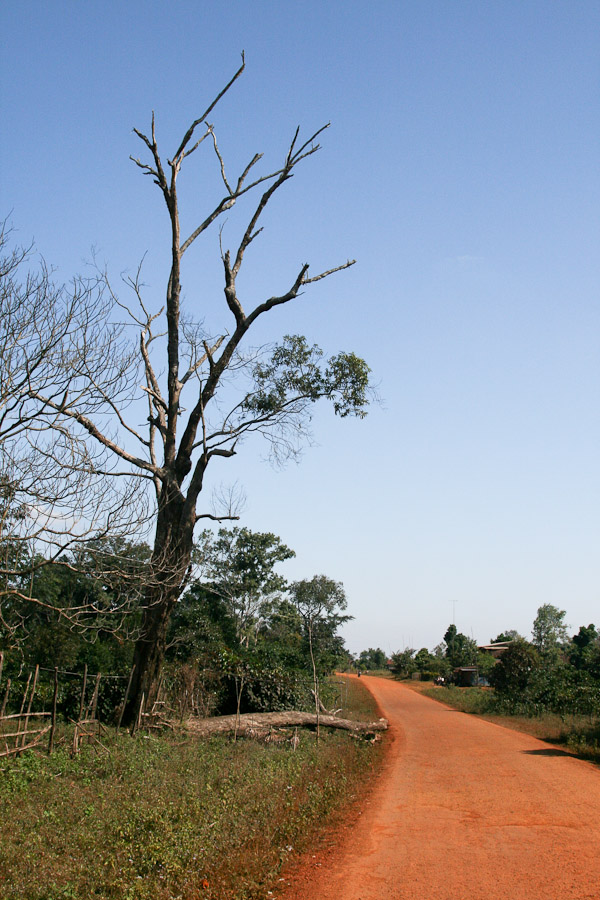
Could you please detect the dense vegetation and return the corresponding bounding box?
[384,606,600,763]
[1,528,353,723]
[388,624,499,681]
[387,608,600,709]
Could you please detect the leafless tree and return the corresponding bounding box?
[23,56,371,720]
[0,222,148,645]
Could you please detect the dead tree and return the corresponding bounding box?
[185,710,388,739]
[0,222,148,645]
[24,57,371,722]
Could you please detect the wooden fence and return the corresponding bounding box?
[0,653,131,758]
[0,653,352,757]
[0,659,54,758]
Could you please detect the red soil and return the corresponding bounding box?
[279,675,600,900]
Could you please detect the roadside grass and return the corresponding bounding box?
[359,669,394,680]
[341,675,387,719]
[415,683,600,765]
[0,676,382,900]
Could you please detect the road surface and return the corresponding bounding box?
[282,676,600,900]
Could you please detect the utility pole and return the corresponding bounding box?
[450,599,458,626]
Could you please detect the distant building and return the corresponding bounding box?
[478,641,513,659]
[453,666,479,687]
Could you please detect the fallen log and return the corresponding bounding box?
[185,711,388,738]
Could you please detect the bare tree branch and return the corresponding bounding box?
[171,52,246,165]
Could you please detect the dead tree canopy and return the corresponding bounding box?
[22,55,372,720]
[0,222,149,646]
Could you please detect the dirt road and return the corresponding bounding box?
[282,676,600,900]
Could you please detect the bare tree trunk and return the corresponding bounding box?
[186,711,388,738]
[308,624,320,742]
[234,674,245,742]
[48,667,58,754]
[125,593,179,723]
[124,494,194,723]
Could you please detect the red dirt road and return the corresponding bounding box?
[282,676,600,900]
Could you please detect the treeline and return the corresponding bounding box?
[379,604,600,717]
[0,527,352,722]
[488,611,600,718]
[388,624,498,681]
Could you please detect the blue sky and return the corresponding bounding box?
[1,1,598,653]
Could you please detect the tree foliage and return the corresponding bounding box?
[1,536,151,671]
[490,630,522,643]
[443,624,478,668]
[357,647,388,671]
[288,576,351,725]
[532,604,569,653]
[488,639,542,695]
[389,648,416,678]
[569,624,600,679]
[194,527,295,645]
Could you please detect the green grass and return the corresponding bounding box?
[419,684,497,715]
[359,669,394,680]
[418,684,600,765]
[0,676,382,900]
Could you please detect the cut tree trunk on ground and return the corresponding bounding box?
[185,711,388,738]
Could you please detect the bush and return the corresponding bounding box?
[488,640,541,696]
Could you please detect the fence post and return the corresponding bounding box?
[131,692,145,736]
[15,672,32,754]
[116,665,135,735]
[21,664,39,749]
[88,673,101,721]
[48,667,59,755]
[1,678,11,718]
[78,664,88,723]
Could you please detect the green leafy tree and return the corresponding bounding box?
[413,648,433,670]
[443,624,478,668]
[389,648,416,678]
[476,650,497,679]
[166,582,238,662]
[288,575,351,729]
[490,630,522,643]
[569,624,600,678]
[3,536,150,674]
[532,604,569,654]
[168,531,295,717]
[488,639,541,695]
[358,647,387,671]
[257,596,307,671]
[194,527,295,646]
[413,647,443,679]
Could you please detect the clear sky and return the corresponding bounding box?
[1,1,598,654]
